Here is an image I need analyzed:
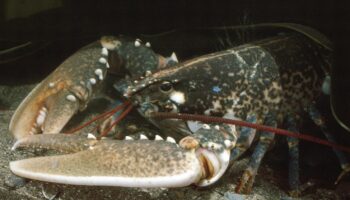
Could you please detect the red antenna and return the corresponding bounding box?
[66,101,131,134]
[149,112,350,154]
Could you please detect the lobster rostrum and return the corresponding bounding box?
[8,24,349,196]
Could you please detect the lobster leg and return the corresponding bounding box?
[285,115,301,197]
[307,104,350,183]
[235,114,277,194]
[230,115,257,161]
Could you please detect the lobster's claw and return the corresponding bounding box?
[10,135,201,187]
[10,124,236,187]
[9,41,110,140]
[9,35,173,140]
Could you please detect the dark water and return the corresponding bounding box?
[0,1,349,199]
[1,1,348,125]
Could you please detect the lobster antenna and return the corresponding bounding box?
[98,104,133,139]
[65,101,131,134]
[149,112,350,154]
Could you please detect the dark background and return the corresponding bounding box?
[0,0,349,129]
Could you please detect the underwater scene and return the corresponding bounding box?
[1,1,349,199]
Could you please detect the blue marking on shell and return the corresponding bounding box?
[212,86,222,93]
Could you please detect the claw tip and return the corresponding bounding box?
[11,140,22,151]
[171,52,178,63]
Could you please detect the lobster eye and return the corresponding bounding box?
[159,81,173,93]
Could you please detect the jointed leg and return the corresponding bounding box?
[230,115,257,162]
[235,113,277,194]
[284,115,300,196]
[307,104,350,183]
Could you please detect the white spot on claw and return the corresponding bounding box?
[145,42,151,47]
[170,91,185,105]
[155,135,163,140]
[36,107,47,126]
[36,114,45,126]
[170,52,178,63]
[99,57,107,64]
[89,78,97,85]
[202,124,210,129]
[66,94,77,102]
[39,107,47,115]
[94,69,104,80]
[42,107,48,112]
[87,133,97,140]
[166,136,176,143]
[224,139,233,148]
[101,48,108,56]
[140,134,148,140]
[106,62,110,68]
[48,82,55,88]
[134,40,141,47]
[125,136,133,140]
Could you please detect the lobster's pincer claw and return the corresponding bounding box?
[10,124,236,187]
[9,41,110,140]
[10,134,201,187]
[10,35,171,140]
